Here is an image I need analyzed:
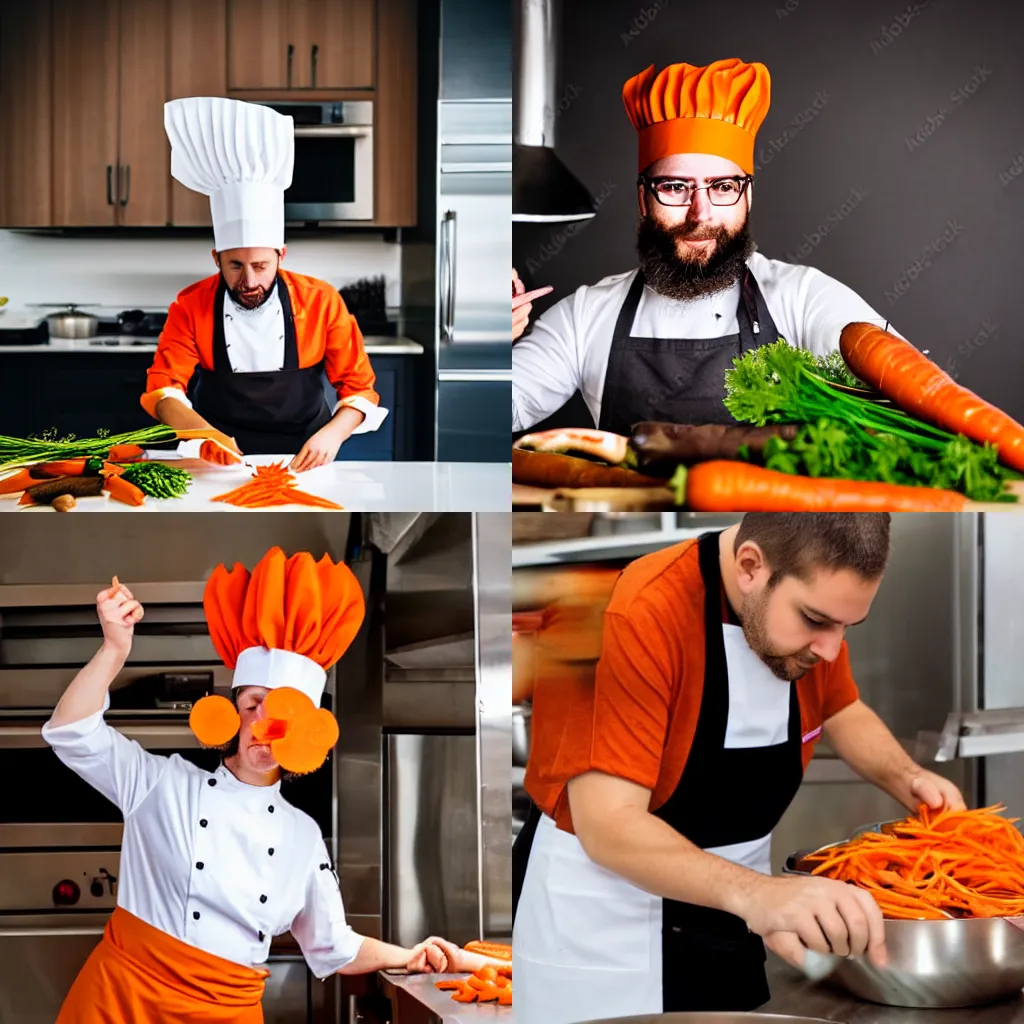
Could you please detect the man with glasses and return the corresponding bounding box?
[512,58,893,435]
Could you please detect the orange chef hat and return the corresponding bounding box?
[189,547,365,774]
[622,58,771,175]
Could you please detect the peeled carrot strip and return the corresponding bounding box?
[103,475,146,506]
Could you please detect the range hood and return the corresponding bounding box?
[513,0,595,223]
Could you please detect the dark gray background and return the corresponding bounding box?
[513,0,1024,431]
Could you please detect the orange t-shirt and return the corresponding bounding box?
[140,270,379,418]
[524,538,860,835]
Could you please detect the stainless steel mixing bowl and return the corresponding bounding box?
[786,833,1024,1007]
[576,1014,839,1024]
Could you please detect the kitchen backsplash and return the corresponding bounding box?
[0,231,403,313]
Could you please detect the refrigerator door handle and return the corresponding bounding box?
[440,211,457,342]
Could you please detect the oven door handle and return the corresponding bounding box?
[293,126,372,139]
[0,724,198,749]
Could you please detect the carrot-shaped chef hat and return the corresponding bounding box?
[622,58,771,175]
[189,547,365,774]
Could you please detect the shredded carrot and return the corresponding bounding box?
[803,804,1024,920]
[211,462,344,510]
[435,963,512,1006]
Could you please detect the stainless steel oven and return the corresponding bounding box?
[255,100,374,223]
[0,578,342,1023]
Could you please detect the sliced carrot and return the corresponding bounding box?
[0,469,35,495]
[270,733,330,775]
[103,475,146,506]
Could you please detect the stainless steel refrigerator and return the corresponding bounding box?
[433,0,512,462]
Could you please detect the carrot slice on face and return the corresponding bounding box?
[189,695,240,747]
[270,734,330,775]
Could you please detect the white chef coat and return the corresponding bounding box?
[159,288,385,433]
[514,621,797,1024]
[41,694,364,980]
[512,250,900,432]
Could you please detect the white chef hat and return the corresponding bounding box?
[164,97,294,252]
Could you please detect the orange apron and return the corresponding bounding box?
[56,907,270,1023]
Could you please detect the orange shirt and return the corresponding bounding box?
[525,539,860,834]
[141,270,379,418]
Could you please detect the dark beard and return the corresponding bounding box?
[739,586,820,682]
[636,215,756,301]
[226,281,274,309]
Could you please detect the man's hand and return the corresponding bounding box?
[513,267,553,341]
[290,420,345,472]
[404,937,450,974]
[96,581,143,657]
[419,938,498,974]
[199,433,243,466]
[742,873,888,967]
[907,768,966,813]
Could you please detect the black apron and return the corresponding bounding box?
[597,268,780,436]
[193,275,332,455]
[512,531,804,1013]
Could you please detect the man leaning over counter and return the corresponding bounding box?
[513,513,964,1024]
[512,58,895,435]
[142,98,387,470]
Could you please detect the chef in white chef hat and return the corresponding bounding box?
[141,96,386,470]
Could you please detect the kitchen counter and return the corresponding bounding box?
[378,972,515,1024]
[762,954,1024,1023]
[0,455,509,512]
[0,335,424,355]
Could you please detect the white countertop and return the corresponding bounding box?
[379,972,516,1024]
[0,335,424,355]
[0,455,509,512]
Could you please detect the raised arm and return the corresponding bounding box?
[43,582,167,816]
[50,581,142,727]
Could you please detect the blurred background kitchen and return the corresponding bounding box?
[0,511,511,1024]
[0,0,511,463]
[512,511,1024,868]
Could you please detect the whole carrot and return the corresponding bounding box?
[841,322,1024,472]
[675,461,967,512]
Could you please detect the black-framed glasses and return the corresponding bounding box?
[639,175,752,207]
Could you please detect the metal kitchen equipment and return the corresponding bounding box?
[42,305,99,339]
[434,0,512,461]
[784,839,1024,1008]
[513,0,596,222]
[362,513,512,949]
[253,101,374,223]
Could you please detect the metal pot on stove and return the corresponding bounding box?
[45,305,99,339]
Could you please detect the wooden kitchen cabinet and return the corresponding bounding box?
[50,0,169,227]
[52,0,120,226]
[228,0,376,92]
[169,0,228,226]
[0,3,54,226]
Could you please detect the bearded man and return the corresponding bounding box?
[511,58,892,434]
